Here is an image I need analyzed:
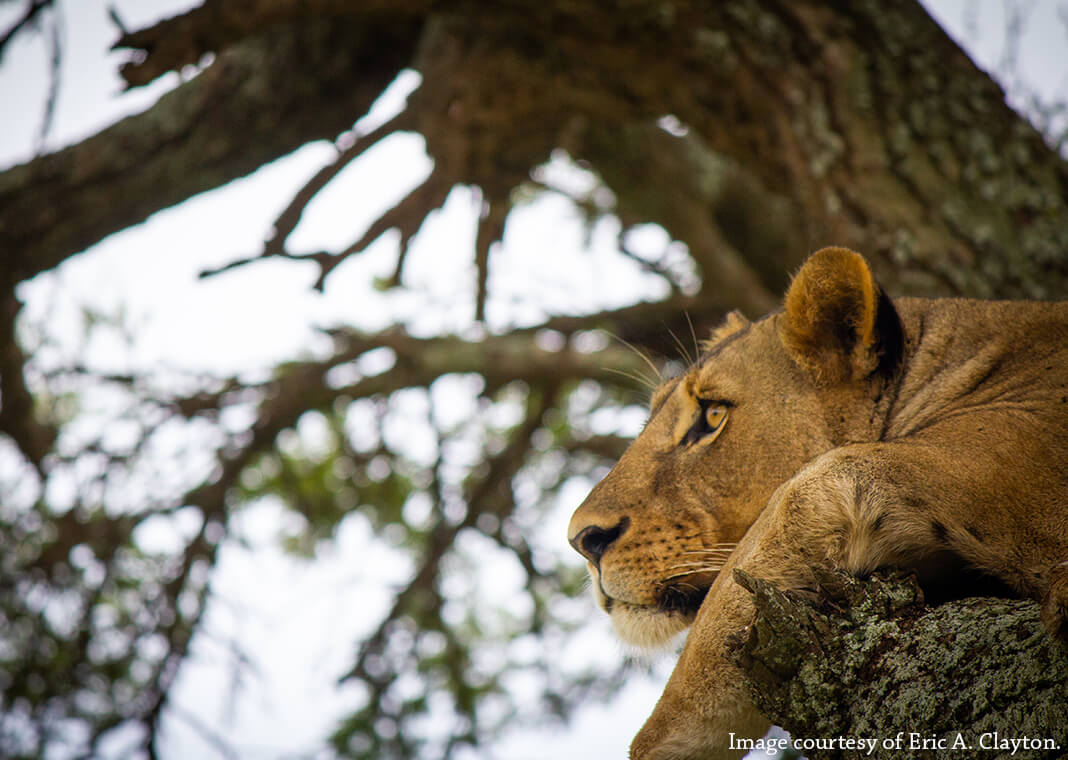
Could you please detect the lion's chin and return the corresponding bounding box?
[610,602,693,650]
[588,567,710,649]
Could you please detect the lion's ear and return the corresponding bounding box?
[780,247,902,383]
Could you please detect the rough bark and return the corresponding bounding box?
[5,1,1066,303]
[731,569,1068,760]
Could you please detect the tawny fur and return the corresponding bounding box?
[568,247,1068,760]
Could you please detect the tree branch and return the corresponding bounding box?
[111,0,432,88]
[0,14,420,285]
[0,293,56,470]
[731,568,1068,759]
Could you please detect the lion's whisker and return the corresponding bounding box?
[674,556,733,565]
[663,561,726,573]
[684,311,700,366]
[602,330,664,384]
[684,542,738,548]
[602,365,660,392]
[669,580,701,593]
[664,561,721,571]
[662,565,724,582]
[667,325,695,366]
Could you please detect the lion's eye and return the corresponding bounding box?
[682,401,729,446]
[705,404,727,431]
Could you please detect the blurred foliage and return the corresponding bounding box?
[0,334,645,758]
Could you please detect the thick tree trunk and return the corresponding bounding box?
[731,569,1068,760]
[5,2,1066,302]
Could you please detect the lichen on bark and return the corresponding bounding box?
[731,568,1068,760]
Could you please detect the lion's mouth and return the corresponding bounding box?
[593,573,714,648]
[598,580,711,618]
[656,582,711,616]
[591,561,717,622]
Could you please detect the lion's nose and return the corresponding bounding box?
[569,517,630,565]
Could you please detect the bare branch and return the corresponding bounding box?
[270,109,420,254]
[199,108,423,282]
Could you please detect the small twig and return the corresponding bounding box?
[35,3,62,153]
[997,0,1034,94]
[199,109,421,285]
[106,4,129,36]
[166,702,240,760]
[0,0,52,63]
[473,193,509,322]
[197,248,336,280]
[265,109,417,254]
[322,164,453,290]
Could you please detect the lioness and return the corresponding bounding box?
[568,247,1068,760]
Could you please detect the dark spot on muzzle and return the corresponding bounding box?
[657,582,710,616]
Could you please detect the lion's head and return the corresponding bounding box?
[567,247,903,647]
